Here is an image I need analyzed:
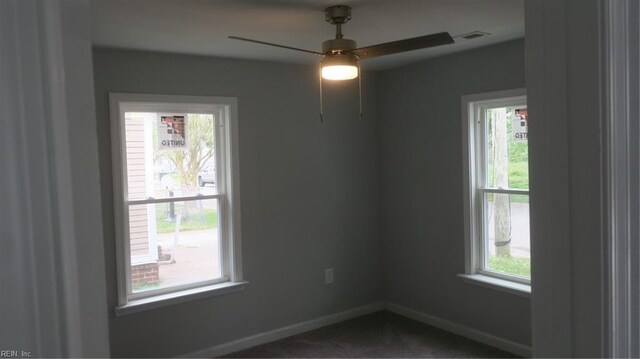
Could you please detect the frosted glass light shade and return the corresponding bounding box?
[322,65,358,80]
[321,54,358,80]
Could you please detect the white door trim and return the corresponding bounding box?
[602,0,639,357]
[0,0,109,356]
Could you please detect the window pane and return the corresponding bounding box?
[128,199,222,293]
[124,112,218,201]
[485,107,529,190]
[483,193,530,279]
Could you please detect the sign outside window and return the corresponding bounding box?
[158,114,187,149]
[512,108,528,141]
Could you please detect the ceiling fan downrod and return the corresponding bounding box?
[325,5,351,40]
[324,5,354,50]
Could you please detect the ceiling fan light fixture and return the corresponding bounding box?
[321,53,358,80]
[229,4,455,120]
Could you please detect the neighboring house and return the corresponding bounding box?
[125,115,159,285]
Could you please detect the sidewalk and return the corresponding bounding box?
[156,228,221,287]
[488,202,530,258]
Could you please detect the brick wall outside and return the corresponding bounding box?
[131,262,159,286]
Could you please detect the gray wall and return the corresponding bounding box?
[376,39,531,346]
[92,49,382,357]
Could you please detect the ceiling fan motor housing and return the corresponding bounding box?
[321,52,357,67]
[322,38,357,54]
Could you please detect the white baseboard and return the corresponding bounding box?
[384,301,532,358]
[181,302,384,358]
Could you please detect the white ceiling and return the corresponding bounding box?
[90,0,524,70]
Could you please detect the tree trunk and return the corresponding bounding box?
[492,108,511,257]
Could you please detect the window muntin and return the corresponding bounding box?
[464,91,530,285]
[111,94,241,308]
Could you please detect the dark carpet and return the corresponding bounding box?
[224,311,518,358]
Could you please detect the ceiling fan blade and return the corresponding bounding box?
[228,36,323,56]
[352,32,454,59]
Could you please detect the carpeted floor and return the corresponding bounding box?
[224,311,518,358]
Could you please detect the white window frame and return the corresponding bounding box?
[110,93,246,315]
[460,88,531,296]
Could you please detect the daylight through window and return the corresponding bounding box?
[110,94,243,312]
[462,89,530,286]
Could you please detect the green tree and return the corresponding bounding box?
[158,114,215,188]
[490,108,511,257]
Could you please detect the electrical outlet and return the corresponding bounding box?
[325,268,334,284]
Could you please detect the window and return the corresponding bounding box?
[461,89,530,293]
[110,93,245,315]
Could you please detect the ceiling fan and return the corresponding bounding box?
[229,5,455,120]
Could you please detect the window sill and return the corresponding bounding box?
[458,274,530,298]
[114,281,248,317]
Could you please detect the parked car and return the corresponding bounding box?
[198,166,216,187]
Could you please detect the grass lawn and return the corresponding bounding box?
[155,203,218,233]
[489,256,531,279]
[508,161,529,189]
[132,281,161,293]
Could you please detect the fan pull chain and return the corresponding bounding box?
[357,58,363,120]
[318,63,324,122]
